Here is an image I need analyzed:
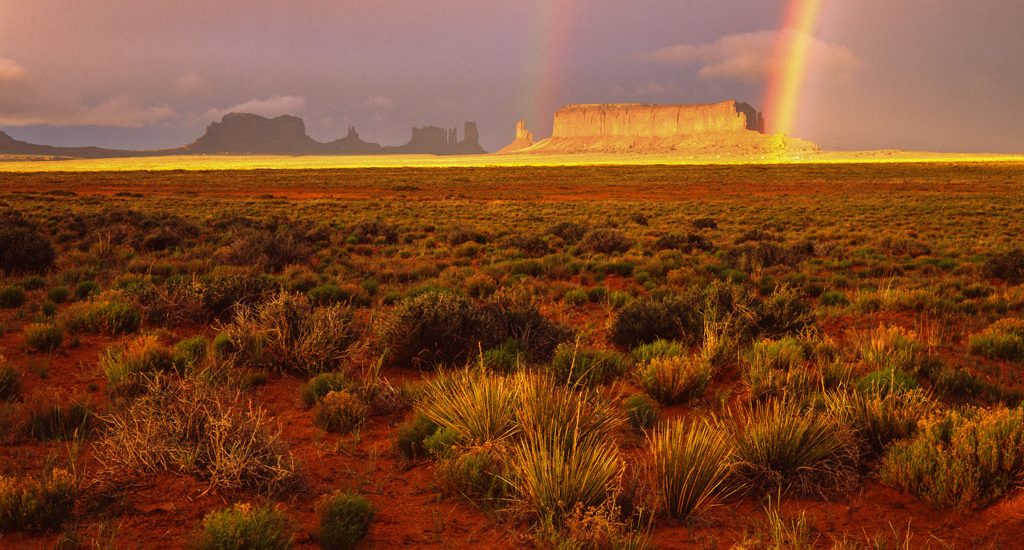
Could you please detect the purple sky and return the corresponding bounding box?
[1,0,1022,153]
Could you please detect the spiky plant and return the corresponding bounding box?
[648,419,733,520]
[417,368,520,447]
[823,387,932,456]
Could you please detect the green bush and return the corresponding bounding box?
[548,343,629,386]
[24,323,63,353]
[630,339,686,363]
[880,407,1024,509]
[743,337,816,400]
[61,300,141,335]
[73,280,99,300]
[622,393,658,431]
[313,391,369,434]
[857,368,919,395]
[609,295,701,349]
[436,447,510,504]
[318,492,375,549]
[172,336,209,372]
[982,249,1024,284]
[394,413,440,459]
[101,335,175,397]
[578,229,633,255]
[0,468,77,532]
[46,286,70,304]
[195,503,293,550]
[969,318,1024,362]
[20,276,45,291]
[0,223,55,274]
[0,286,26,309]
[378,291,480,369]
[649,419,733,520]
[562,288,588,306]
[301,372,350,408]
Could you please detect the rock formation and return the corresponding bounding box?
[498,100,817,155]
[187,113,321,154]
[324,126,383,154]
[498,120,535,154]
[0,130,142,159]
[387,122,485,155]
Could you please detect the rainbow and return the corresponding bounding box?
[764,0,824,136]
[520,0,579,132]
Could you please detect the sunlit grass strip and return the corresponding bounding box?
[648,419,734,520]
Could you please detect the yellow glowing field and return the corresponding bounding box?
[0,151,1022,172]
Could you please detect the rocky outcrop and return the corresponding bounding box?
[497,120,535,154]
[499,100,817,156]
[187,113,322,154]
[387,122,485,155]
[324,127,383,154]
[0,130,142,159]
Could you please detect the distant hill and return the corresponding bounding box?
[0,113,487,158]
[0,130,144,159]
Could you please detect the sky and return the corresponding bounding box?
[1,0,1022,153]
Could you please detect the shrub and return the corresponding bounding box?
[195,503,293,550]
[515,374,624,446]
[652,233,714,253]
[436,447,510,505]
[578,229,633,255]
[819,290,849,307]
[0,362,19,401]
[481,340,524,373]
[378,291,480,369]
[692,218,718,230]
[638,355,713,405]
[859,325,928,374]
[743,338,816,400]
[880,407,1024,509]
[61,299,141,335]
[350,218,398,245]
[562,288,588,306]
[609,295,701,349]
[417,369,519,446]
[622,393,658,431]
[394,413,440,459]
[548,343,629,386]
[0,468,76,532]
[648,419,733,520]
[308,284,347,306]
[857,368,919,395]
[218,292,357,375]
[982,249,1024,284]
[546,222,587,244]
[313,391,369,434]
[968,318,1024,362]
[480,286,573,362]
[824,388,933,456]
[301,372,350,408]
[318,492,375,549]
[24,323,63,353]
[222,227,312,272]
[101,336,175,397]
[448,226,489,245]
[0,286,26,309]
[750,285,813,339]
[95,376,296,494]
[172,336,209,372]
[200,271,277,317]
[730,399,857,495]
[0,224,55,274]
[73,280,99,300]
[630,339,686,363]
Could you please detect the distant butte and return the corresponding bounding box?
[499,100,817,155]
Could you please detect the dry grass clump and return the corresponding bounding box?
[217,291,358,375]
[417,368,520,446]
[95,375,296,494]
[743,337,818,400]
[101,335,175,397]
[194,502,293,550]
[730,399,858,496]
[60,298,141,335]
[638,354,713,404]
[313,390,369,434]
[824,387,933,456]
[880,406,1024,509]
[968,318,1024,362]
[648,419,733,520]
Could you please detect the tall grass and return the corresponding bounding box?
[824,387,933,456]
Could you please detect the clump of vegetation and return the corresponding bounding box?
[648,419,733,520]
[0,468,77,532]
[378,291,481,369]
[743,337,817,400]
[95,376,296,494]
[858,325,930,375]
[880,406,1024,509]
[622,393,658,430]
[24,323,63,353]
[609,295,701,349]
[417,368,519,446]
[968,318,1024,362]
[0,286,26,309]
[578,228,633,255]
[824,387,933,456]
[638,354,713,404]
[0,214,55,274]
[194,503,293,550]
[301,372,350,408]
[394,413,440,459]
[217,292,358,375]
[318,491,375,549]
[23,391,92,440]
[61,299,141,335]
[730,399,857,495]
[548,343,629,386]
[0,361,19,401]
[101,335,175,397]
[314,391,369,434]
[982,248,1024,284]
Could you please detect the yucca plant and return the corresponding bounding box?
[730,399,856,495]
[417,368,520,447]
[508,417,623,528]
[515,372,624,447]
[648,419,733,520]
[824,387,932,456]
